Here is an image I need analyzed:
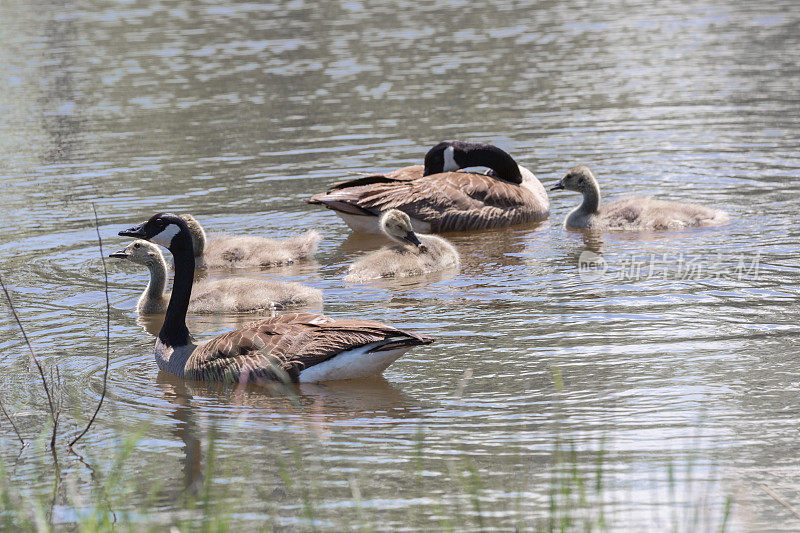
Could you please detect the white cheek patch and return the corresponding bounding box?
[442,145,459,172]
[150,223,181,248]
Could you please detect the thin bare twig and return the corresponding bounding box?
[0,273,57,447]
[0,396,25,446]
[760,483,800,521]
[48,447,61,526]
[70,204,111,449]
[50,366,62,449]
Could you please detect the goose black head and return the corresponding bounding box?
[422,140,523,184]
[119,212,193,253]
[423,141,462,176]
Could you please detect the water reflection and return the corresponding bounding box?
[136,313,164,337]
[156,371,417,494]
[157,375,204,495]
[158,371,416,421]
[337,232,393,255]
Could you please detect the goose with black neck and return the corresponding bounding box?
[119,213,434,383]
[308,140,549,233]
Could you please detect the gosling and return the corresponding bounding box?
[180,214,320,269]
[344,209,460,282]
[110,240,323,314]
[551,166,729,231]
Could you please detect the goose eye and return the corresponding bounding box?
[133,243,140,248]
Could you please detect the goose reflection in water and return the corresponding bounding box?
[156,371,418,493]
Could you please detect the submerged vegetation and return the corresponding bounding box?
[0,410,735,531]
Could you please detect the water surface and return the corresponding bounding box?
[0,0,799,529]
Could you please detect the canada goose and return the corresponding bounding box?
[308,140,549,233]
[551,166,730,231]
[345,209,460,282]
[178,214,320,269]
[109,240,323,314]
[119,213,433,383]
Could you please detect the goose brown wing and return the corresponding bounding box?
[327,165,424,190]
[351,171,535,232]
[307,166,424,215]
[185,313,433,383]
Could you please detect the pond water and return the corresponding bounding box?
[0,0,798,529]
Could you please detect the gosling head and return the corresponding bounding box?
[551,165,597,193]
[109,240,165,268]
[379,209,426,252]
[179,214,206,257]
[119,212,193,253]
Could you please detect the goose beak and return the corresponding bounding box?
[119,222,147,238]
[550,180,565,191]
[404,231,423,248]
[108,248,129,259]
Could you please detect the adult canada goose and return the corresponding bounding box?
[345,209,460,282]
[308,140,549,233]
[119,213,433,383]
[178,214,320,269]
[551,166,730,231]
[109,240,323,314]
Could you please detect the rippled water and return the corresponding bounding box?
[1,0,799,529]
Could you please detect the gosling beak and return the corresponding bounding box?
[550,180,565,191]
[119,222,147,238]
[108,248,129,259]
[404,231,423,248]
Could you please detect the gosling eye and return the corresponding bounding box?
[133,243,141,248]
